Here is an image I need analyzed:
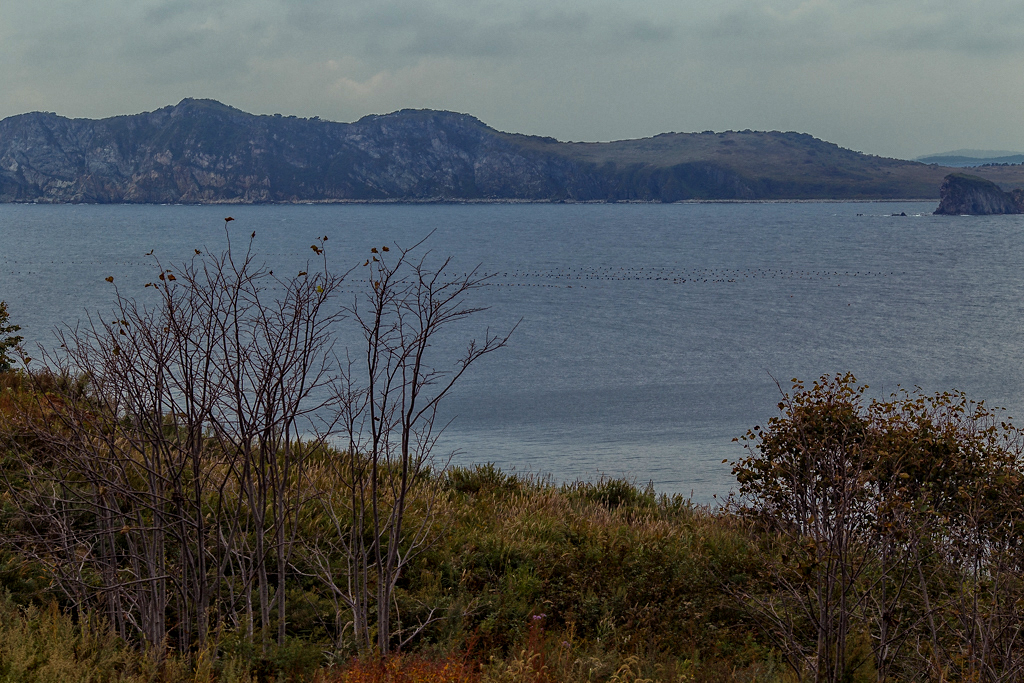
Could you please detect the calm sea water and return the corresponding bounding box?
[2,202,1023,500]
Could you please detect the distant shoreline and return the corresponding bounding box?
[9,100,1024,205]
[2,197,940,206]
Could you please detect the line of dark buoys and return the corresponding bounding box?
[478,266,900,285]
[3,259,904,294]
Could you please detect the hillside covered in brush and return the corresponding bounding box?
[2,98,1022,203]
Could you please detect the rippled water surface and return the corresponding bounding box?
[2,202,1023,500]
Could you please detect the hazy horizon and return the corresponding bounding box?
[4,0,1023,160]
[916,149,1024,160]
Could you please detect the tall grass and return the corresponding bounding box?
[0,593,151,683]
[0,462,780,681]
[3,368,782,681]
[408,467,776,681]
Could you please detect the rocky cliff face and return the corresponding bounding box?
[9,98,991,204]
[0,99,759,204]
[934,173,1024,215]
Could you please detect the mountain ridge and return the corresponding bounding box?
[3,98,1023,203]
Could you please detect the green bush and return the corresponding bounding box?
[0,595,147,683]
[0,302,22,373]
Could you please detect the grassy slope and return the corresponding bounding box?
[5,365,1021,682]
[0,465,776,682]
[506,130,1024,199]
[960,163,1024,192]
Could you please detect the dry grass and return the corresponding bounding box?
[2,372,781,681]
[0,597,149,683]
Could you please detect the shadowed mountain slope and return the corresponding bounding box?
[2,99,1021,203]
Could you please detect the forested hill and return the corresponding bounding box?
[2,98,1021,203]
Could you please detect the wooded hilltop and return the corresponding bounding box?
[5,98,1024,203]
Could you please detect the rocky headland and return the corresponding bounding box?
[933,173,1024,215]
[3,99,1024,203]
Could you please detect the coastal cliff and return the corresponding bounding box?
[0,99,1012,203]
[933,173,1024,215]
[0,99,770,203]
[0,101,594,203]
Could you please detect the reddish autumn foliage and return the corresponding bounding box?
[317,656,479,683]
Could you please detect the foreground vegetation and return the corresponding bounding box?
[7,368,1024,681]
[0,442,770,681]
[5,231,1024,682]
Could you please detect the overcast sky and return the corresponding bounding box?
[3,0,1023,159]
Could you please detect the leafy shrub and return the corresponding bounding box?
[0,594,147,683]
[0,301,22,372]
[561,478,656,510]
[445,464,522,496]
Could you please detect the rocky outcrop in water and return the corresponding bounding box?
[933,173,1024,215]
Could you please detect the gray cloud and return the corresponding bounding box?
[879,2,1024,55]
[275,0,666,61]
[695,0,1024,65]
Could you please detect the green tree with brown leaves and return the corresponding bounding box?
[0,301,23,372]
[732,374,1024,682]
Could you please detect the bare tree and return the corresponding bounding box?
[1,224,345,655]
[1,226,512,663]
[303,239,514,656]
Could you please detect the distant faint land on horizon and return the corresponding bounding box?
[4,98,1024,204]
[917,149,1024,168]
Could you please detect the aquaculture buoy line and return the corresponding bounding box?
[1,258,903,292]
[466,266,900,288]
